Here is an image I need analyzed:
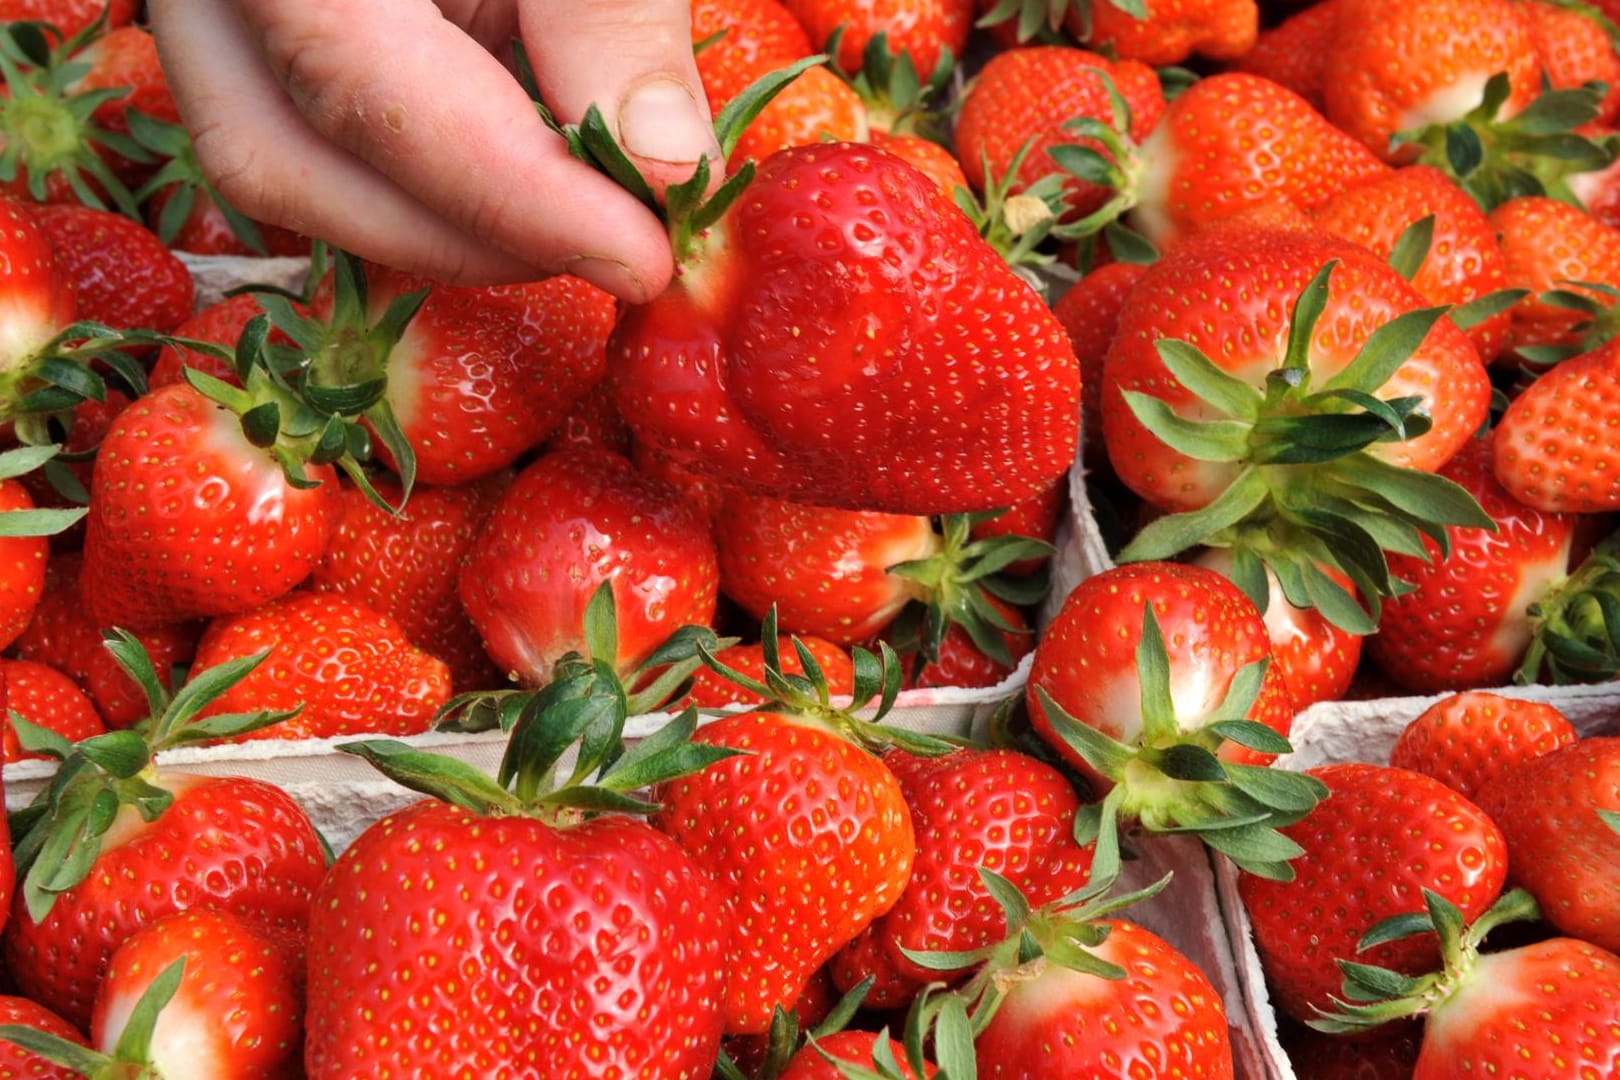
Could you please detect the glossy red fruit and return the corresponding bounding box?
[0,479,47,652]
[1390,690,1577,802]
[27,203,193,335]
[1493,337,1620,513]
[0,994,87,1080]
[0,658,104,761]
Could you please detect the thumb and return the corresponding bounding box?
[520,0,722,195]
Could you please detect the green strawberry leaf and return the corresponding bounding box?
[1387,215,1435,281]
[339,739,525,815]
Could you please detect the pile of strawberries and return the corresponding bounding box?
[0,0,1618,1075]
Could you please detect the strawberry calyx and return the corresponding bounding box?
[0,956,183,1079]
[1520,529,1620,683]
[7,629,300,923]
[1114,259,1496,629]
[345,585,742,825]
[1035,605,1328,880]
[1516,278,1620,368]
[0,18,148,217]
[0,443,84,535]
[973,0,1084,44]
[884,512,1050,675]
[825,29,954,141]
[0,318,152,438]
[1310,887,1542,1034]
[1393,72,1620,212]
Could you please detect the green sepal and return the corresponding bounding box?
[110,956,188,1065]
[338,739,527,815]
[1387,215,1435,281]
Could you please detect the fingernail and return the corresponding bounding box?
[617,78,720,166]
[563,254,648,302]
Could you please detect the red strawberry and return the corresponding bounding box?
[0,477,48,652]
[692,0,814,112]
[1367,432,1579,691]
[0,195,78,425]
[1083,0,1257,66]
[868,130,966,195]
[781,1030,935,1079]
[0,658,104,762]
[1523,0,1620,125]
[0,0,137,36]
[458,448,719,684]
[0,995,86,1080]
[543,381,633,456]
[12,553,200,729]
[1474,736,1620,953]
[608,140,1080,515]
[682,634,854,709]
[79,381,341,629]
[142,180,311,257]
[1322,0,1542,161]
[1490,194,1620,357]
[1313,164,1515,365]
[1390,690,1578,802]
[829,746,1094,1009]
[778,0,973,77]
[714,492,937,646]
[90,909,303,1079]
[64,24,178,139]
[653,654,921,1035]
[308,474,509,693]
[304,651,735,1080]
[1237,762,1507,1023]
[1278,1022,1423,1080]
[189,591,452,742]
[966,477,1065,577]
[954,46,1165,221]
[1230,0,1338,110]
[1493,336,1620,513]
[898,593,1032,690]
[1052,259,1149,472]
[731,64,869,169]
[27,202,193,335]
[14,389,130,552]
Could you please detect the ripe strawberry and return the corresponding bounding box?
[954,46,1165,221]
[653,647,925,1034]
[1390,690,1578,802]
[1237,762,1507,1022]
[1367,432,1579,691]
[0,474,49,652]
[26,202,193,335]
[778,0,973,77]
[898,594,1031,689]
[829,746,1094,1009]
[1230,0,1338,110]
[1053,259,1149,472]
[89,910,303,1079]
[0,0,137,36]
[1493,336,1620,513]
[189,591,452,742]
[1474,736,1620,952]
[304,628,736,1080]
[458,448,719,684]
[1312,164,1516,365]
[0,658,103,761]
[607,138,1080,515]
[1101,221,1492,619]
[544,381,633,456]
[63,24,178,140]
[12,553,200,728]
[293,258,619,487]
[781,1030,935,1079]
[731,63,869,169]
[0,195,78,427]
[0,995,85,1080]
[1278,1022,1423,1080]
[4,636,326,1028]
[1322,0,1542,161]
[868,129,965,195]
[714,492,937,646]
[1523,0,1620,125]
[13,389,130,552]
[1082,0,1258,66]
[682,634,855,709]
[1490,194,1620,358]
[79,381,341,629]
[308,473,509,693]
[966,477,1065,577]
[692,0,814,111]
[1315,888,1620,1079]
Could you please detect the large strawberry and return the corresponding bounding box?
[596,74,1079,515]
[26,201,193,335]
[778,0,972,77]
[458,448,718,685]
[1237,761,1507,1022]
[304,601,736,1079]
[1102,221,1493,625]
[1389,690,1578,802]
[3,634,327,1028]
[1490,194,1620,359]
[1493,336,1620,513]
[977,0,1257,67]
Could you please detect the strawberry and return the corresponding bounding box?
[654,641,931,1034]
[0,996,85,1080]
[78,380,341,629]
[1389,690,1578,801]
[682,634,855,709]
[88,910,303,1079]
[1237,762,1507,1023]
[1315,888,1620,1079]
[1100,221,1492,623]
[1229,0,1338,110]
[12,553,200,728]
[1474,736,1620,953]
[1277,1022,1423,1080]
[0,0,137,36]
[287,256,619,488]
[1322,0,1542,161]
[606,135,1080,515]
[1523,0,1620,125]
[1366,432,1579,691]
[458,448,719,684]
[63,24,177,141]
[0,195,79,429]
[897,593,1031,689]
[188,590,453,742]
[0,658,103,761]
[304,605,736,1079]
[829,746,1095,1009]
[544,381,633,456]
[714,492,937,646]
[731,63,869,169]
[868,129,965,194]
[692,0,814,112]
[1028,562,1315,873]
[13,388,129,552]
[966,478,1065,577]
[1490,194,1620,359]
[1312,164,1517,365]
[3,635,327,1028]
[781,1030,935,1079]
[954,46,1165,222]
[778,0,973,77]
[1493,336,1620,513]
[308,473,509,693]
[0,465,50,652]
[1053,259,1149,472]
[26,201,193,335]
[1081,0,1257,66]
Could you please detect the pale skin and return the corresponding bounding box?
[146,0,721,302]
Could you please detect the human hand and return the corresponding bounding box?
[147,0,721,302]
